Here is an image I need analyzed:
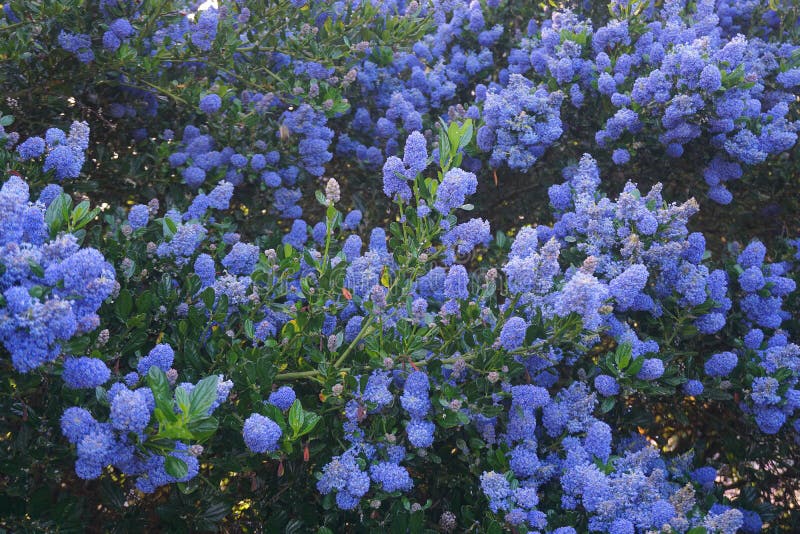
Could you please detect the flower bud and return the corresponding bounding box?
[97,329,110,346]
[166,368,178,385]
[325,178,341,204]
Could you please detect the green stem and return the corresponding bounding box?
[493,294,520,336]
[334,315,375,368]
[135,78,188,105]
[273,369,321,380]
[319,210,334,277]
[415,353,478,367]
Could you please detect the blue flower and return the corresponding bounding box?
[110,388,151,433]
[636,358,664,380]
[691,466,717,489]
[401,371,430,419]
[137,344,175,376]
[342,210,362,230]
[584,421,611,462]
[738,241,766,269]
[128,204,149,230]
[222,242,259,275]
[268,386,296,411]
[363,370,393,408]
[480,471,511,512]
[379,143,410,187]
[611,148,630,165]
[190,7,218,51]
[406,419,435,448]
[62,357,111,389]
[243,413,282,453]
[207,181,234,210]
[16,137,46,159]
[443,265,469,300]
[554,272,609,330]
[434,168,477,215]
[60,407,98,444]
[683,380,704,396]
[402,131,428,176]
[609,264,648,309]
[199,94,222,114]
[43,144,85,180]
[704,351,737,378]
[282,219,308,250]
[369,461,413,492]
[594,375,619,396]
[499,317,527,350]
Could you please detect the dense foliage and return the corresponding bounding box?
[1,0,799,532]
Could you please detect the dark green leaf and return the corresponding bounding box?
[164,456,188,479]
[187,416,219,442]
[288,399,304,435]
[188,375,219,419]
[115,289,133,319]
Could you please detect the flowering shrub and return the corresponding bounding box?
[1,0,799,531]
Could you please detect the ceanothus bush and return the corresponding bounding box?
[0,0,798,530]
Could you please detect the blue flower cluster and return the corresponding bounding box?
[497,154,731,376]
[317,370,419,509]
[401,371,434,448]
[4,0,798,522]
[0,175,115,372]
[15,121,90,181]
[102,17,136,52]
[243,413,282,453]
[477,74,563,171]
[476,379,742,531]
[512,0,800,202]
[61,344,231,492]
[164,105,325,218]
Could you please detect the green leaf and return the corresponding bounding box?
[288,399,305,435]
[71,200,90,225]
[28,285,45,299]
[458,119,473,149]
[200,286,216,310]
[187,416,219,442]
[438,127,451,170]
[188,375,219,419]
[298,413,321,437]
[627,356,645,377]
[148,366,170,402]
[0,114,14,127]
[147,367,176,423]
[95,386,108,406]
[115,289,133,319]
[164,456,188,479]
[45,193,71,234]
[175,386,190,414]
[27,259,44,278]
[163,216,178,239]
[615,343,632,370]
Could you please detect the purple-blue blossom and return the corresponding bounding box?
[243,413,282,453]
